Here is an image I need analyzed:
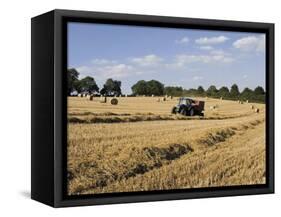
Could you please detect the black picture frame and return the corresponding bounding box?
[31,9,274,207]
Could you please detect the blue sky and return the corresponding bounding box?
[68,22,266,94]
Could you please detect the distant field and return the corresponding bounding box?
[67,96,266,195]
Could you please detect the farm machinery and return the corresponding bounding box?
[171,97,205,116]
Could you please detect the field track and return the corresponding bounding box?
[67,97,266,195]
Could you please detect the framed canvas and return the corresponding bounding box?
[31,9,274,207]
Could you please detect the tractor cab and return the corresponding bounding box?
[178,97,193,106]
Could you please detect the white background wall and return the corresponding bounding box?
[0,0,279,216]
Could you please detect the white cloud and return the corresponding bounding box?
[98,64,135,78]
[233,35,265,52]
[76,66,92,74]
[91,58,117,65]
[195,36,229,45]
[75,55,165,80]
[76,50,234,81]
[130,54,163,67]
[175,37,190,44]
[199,46,213,50]
[192,76,204,81]
[209,50,226,55]
[209,50,233,63]
[173,52,234,67]
[76,62,137,79]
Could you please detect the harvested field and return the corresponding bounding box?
[67,96,266,195]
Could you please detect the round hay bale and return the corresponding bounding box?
[255,108,260,113]
[111,98,118,105]
[246,100,249,103]
[250,105,254,109]
[151,94,154,97]
[89,95,94,101]
[162,97,166,102]
[170,96,173,100]
[220,97,223,100]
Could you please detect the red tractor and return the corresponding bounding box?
[171,97,205,116]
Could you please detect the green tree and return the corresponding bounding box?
[78,76,99,94]
[197,86,205,95]
[132,80,164,96]
[230,84,240,98]
[218,86,230,98]
[164,86,183,96]
[100,87,107,96]
[73,80,82,93]
[131,80,148,96]
[146,80,164,96]
[67,68,79,95]
[206,85,218,97]
[186,88,198,96]
[114,80,122,96]
[254,86,265,95]
[101,78,122,96]
[240,87,253,100]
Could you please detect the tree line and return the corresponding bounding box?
[68,68,122,96]
[131,80,265,103]
[68,68,265,103]
[163,84,265,103]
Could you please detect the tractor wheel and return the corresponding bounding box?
[171,107,177,114]
[180,109,187,116]
[189,108,195,116]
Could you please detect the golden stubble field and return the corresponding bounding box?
[67,96,266,195]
